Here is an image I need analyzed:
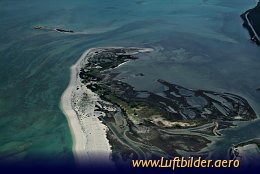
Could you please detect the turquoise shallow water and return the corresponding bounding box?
[0,0,259,163]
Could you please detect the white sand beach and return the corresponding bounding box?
[60,47,153,166]
[61,48,113,167]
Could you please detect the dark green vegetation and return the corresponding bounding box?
[1,0,260,167]
[79,48,257,163]
[241,1,260,45]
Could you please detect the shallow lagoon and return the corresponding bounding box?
[0,0,259,162]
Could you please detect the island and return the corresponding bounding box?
[34,26,74,33]
[241,1,260,45]
[61,47,257,167]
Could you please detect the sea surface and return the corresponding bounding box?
[0,0,259,163]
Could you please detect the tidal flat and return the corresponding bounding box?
[77,47,256,165]
[0,0,260,165]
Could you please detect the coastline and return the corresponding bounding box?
[241,2,260,45]
[59,46,256,165]
[60,47,153,166]
[60,48,113,166]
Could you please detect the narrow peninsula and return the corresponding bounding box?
[61,47,257,166]
[241,1,260,45]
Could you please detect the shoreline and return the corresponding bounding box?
[241,2,260,45]
[60,48,113,166]
[59,46,256,164]
[60,47,153,166]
